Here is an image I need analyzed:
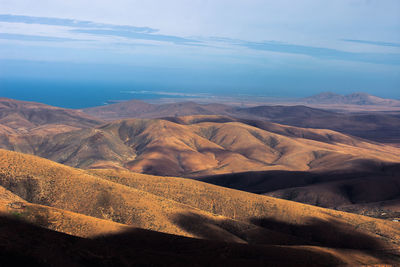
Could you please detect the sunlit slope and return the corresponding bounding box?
[0,186,130,238]
[7,116,398,177]
[195,163,400,220]
[90,168,400,248]
[0,98,103,132]
[0,149,291,244]
[81,98,400,143]
[1,149,400,264]
[103,117,400,175]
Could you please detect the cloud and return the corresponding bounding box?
[0,14,157,33]
[0,14,399,65]
[0,33,85,42]
[213,38,400,65]
[71,29,199,45]
[0,14,200,46]
[342,39,400,48]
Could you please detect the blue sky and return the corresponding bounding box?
[0,0,399,104]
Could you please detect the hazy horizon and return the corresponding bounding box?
[1,0,399,103]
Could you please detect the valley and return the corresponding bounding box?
[1,96,400,265]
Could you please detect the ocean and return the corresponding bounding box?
[0,78,193,109]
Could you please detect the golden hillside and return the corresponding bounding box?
[1,149,400,265]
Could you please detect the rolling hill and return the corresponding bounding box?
[232,105,400,143]
[81,97,400,143]
[0,98,103,135]
[197,164,400,219]
[83,99,231,120]
[1,149,400,265]
[2,97,399,145]
[303,92,400,106]
[1,115,400,176]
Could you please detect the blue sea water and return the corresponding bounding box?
[0,78,192,109]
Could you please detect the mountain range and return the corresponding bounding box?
[2,111,400,176]
[302,92,400,106]
[1,96,400,265]
[82,97,400,143]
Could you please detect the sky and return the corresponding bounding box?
[0,0,399,107]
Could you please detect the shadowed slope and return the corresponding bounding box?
[2,116,399,176]
[81,98,400,143]
[233,105,400,143]
[75,118,400,176]
[0,184,132,238]
[197,164,400,220]
[89,168,400,249]
[2,214,382,267]
[1,150,400,265]
[0,149,297,244]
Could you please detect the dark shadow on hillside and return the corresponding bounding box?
[196,163,400,205]
[250,216,384,250]
[0,213,347,267]
[171,212,400,264]
[170,211,307,246]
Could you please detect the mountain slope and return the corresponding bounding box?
[1,149,400,264]
[81,97,400,143]
[233,105,400,143]
[83,99,231,120]
[1,150,400,247]
[303,92,400,106]
[2,116,400,176]
[197,164,400,219]
[1,214,384,267]
[0,190,130,238]
[0,98,104,134]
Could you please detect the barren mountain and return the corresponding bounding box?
[82,98,400,143]
[0,98,103,134]
[233,105,400,143]
[1,149,400,265]
[198,163,400,219]
[1,115,400,176]
[83,99,231,120]
[303,92,400,106]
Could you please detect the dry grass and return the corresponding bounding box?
[89,168,400,248]
[1,149,400,265]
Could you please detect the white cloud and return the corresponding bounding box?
[0,0,399,44]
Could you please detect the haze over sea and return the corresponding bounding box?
[1,1,399,107]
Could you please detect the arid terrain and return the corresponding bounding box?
[1,149,400,265]
[197,164,400,220]
[2,0,399,264]
[82,95,400,143]
[1,96,400,265]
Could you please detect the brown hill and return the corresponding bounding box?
[1,149,400,265]
[83,99,231,120]
[0,214,382,267]
[197,164,400,220]
[81,98,400,143]
[233,106,400,143]
[303,92,400,106]
[0,193,130,238]
[1,116,400,176]
[0,98,103,134]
